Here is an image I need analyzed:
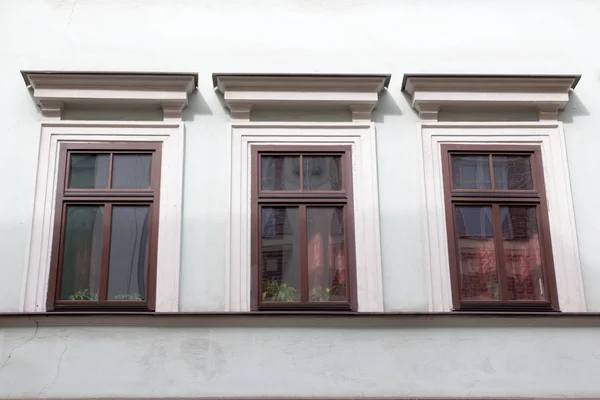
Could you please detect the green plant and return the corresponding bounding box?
[113,293,142,301]
[310,284,343,302]
[262,280,299,302]
[68,289,97,301]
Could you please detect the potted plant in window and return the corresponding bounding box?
[262,280,299,302]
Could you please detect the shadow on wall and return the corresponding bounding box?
[182,91,213,121]
[562,92,590,123]
[373,89,403,123]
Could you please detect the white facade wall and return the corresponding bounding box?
[1,0,600,397]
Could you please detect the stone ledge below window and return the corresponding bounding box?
[1,311,600,328]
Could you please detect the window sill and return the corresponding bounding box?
[1,311,600,328]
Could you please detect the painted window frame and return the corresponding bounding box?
[226,122,384,312]
[419,121,586,312]
[440,143,559,311]
[47,142,162,311]
[250,145,358,311]
[21,121,184,312]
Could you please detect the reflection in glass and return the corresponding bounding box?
[261,207,300,301]
[493,155,533,190]
[261,156,300,190]
[112,155,152,189]
[107,206,149,300]
[451,155,491,189]
[501,206,545,300]
[68,154,109,189]
[60,206,104,300]
[307,207,346,302]
[455,206,499,300]
[303,156,342,190]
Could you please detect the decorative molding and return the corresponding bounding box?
[21,121,184,312]
[402,74,581,121]
[21,71,197,120]
[226,122,384,312]
[213,73,390,121]
[418,121,586,312]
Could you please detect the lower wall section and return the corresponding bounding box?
[1,321,600,398]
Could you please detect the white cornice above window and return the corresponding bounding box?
[402,74,581,121]
[213,73,391,121]
[21,71,197,120]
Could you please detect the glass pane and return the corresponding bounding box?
[107,206,149,301]
[451,155,491,189]
[261,207,300,302]
[501,206,546,300]
[68,154,109,189]
[455,206,499,301]
[60,206,104,300]
[261,156,300,190]
[307,207,347,302]
[493,155,533,190]
[112,154,152,189]
[303,156,342,190]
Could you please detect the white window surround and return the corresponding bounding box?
[419,122,585,312]
[219,74,387,312]
[21,121,185,312]
[226,122,384,312]
[20,71,194,312]
[406,73,586,312]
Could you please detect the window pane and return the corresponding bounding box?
[112,154,152,189]
[451,155,491,189]
[307,207,347,302]
[303,156,342,190]
[60,206,104,300]
[501,206,546,300]
[261,207,300,302]
[455,206,499,301]
[107,206,149,301]
[493,155,533,190]
[68,154,109,189]
[261,156,300,190]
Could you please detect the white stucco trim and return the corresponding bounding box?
[20,121,184,312]
[419,121,586,312]
[213,74,390,121]
[403,74,580,121]
[226,122,383,312]
[21,71,196,120]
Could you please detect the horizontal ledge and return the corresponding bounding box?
[212,72,392,89]
[2,311,600,328]
[22,70,199,88]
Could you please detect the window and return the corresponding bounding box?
[46,142,162,311]
[441,144,559,311]
[251,145,357,311]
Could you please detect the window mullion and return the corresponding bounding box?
[299,204,308,303]
[98,203,113,302]
[107,153,114,188]
[491,204,510,301]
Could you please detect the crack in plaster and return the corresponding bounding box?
[66,0,78,31]
[0,321,39,371]
[39,338,68,396]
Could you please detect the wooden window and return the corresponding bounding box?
[441,144,559,311]
[47,142,162,311]
[251,145,357,311]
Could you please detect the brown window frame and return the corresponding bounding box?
[251,145,358,312]
[47,142,162,312]
[441,144,559,312]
